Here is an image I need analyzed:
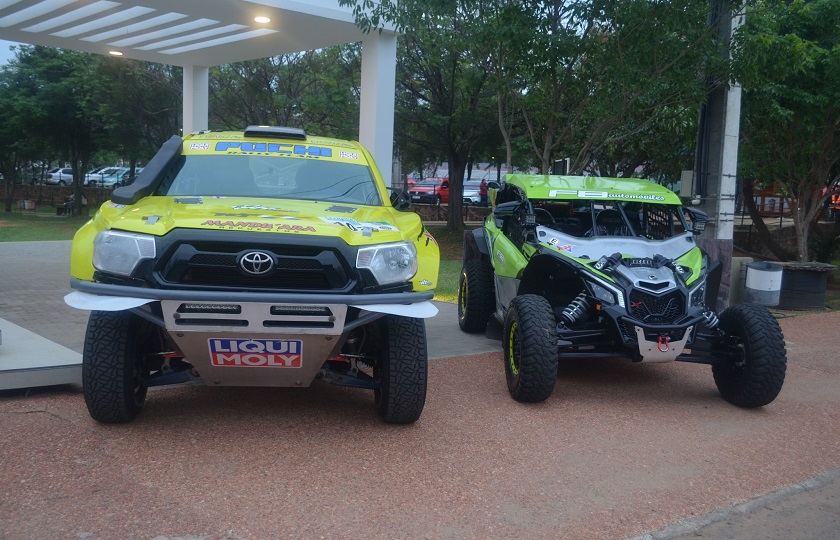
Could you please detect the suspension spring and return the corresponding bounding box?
[560,291,590,325]
[702,310,719,330]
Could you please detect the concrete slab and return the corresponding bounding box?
[0,318,81,390]
[427,301,500,359]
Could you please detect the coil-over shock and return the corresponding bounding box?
[560,291,590,325]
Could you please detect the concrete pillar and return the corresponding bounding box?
[359,32,397,187]
[692,5,744,310]
[183,65,209,134]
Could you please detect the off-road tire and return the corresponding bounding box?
[712,303,787,408]
[458,259,495,333]
[83,310,158,423]
[375,315,428,424]
[503,294,558,402]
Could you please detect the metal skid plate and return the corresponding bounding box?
[160,300,347,387]
[634,325,693,363]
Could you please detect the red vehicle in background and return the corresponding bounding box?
[409,177,450,205]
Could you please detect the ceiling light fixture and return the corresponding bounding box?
[254,16,270,23]
[109,50,123,56]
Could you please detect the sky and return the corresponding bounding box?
[0,40,20,64]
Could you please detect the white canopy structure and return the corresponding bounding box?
[0,0,398,183]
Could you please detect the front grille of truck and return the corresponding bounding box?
[151,232,355,292]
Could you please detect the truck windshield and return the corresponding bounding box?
[156,155,382,206]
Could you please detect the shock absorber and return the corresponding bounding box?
[702,310,719,330]
[560,291,590,325]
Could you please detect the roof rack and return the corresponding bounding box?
[244,125,307,140]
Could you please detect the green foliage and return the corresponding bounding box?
[392,2,499,229]
[0,47,182,214]
[733,0,840,260]
[209,46,362,140]
[345,0,731,202]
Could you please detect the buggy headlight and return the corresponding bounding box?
[589,282,616,305]
[586,279,624,308]
[356,242,418,285]
[93,231,156,276]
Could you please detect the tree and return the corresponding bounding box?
[733,0,840,261]
[0,65,38,212]
[346,1,498,230]
[96,58,183,169]
[8,46,107,215]
[210,46,362,140]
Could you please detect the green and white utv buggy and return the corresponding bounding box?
[459,175,786,406]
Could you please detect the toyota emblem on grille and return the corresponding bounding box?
[239,251,274,275]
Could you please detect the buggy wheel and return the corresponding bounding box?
[712,304,787,408]
[83,310,161,423]
[503,294,558,402]
[374,316,428,424]
[458,259,494,333]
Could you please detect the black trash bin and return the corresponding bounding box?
[777,262,836,310]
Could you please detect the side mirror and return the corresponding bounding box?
[493,201,535,228]
[684,207,708,235]
[390,188,412,211]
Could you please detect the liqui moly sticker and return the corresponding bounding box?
[190,143,211,151]
[209,339,302,368]
[339,151,359,160]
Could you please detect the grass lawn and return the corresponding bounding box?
[0,206,89,242]
[425,225,472,303]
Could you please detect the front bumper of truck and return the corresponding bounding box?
[66,280,436,387]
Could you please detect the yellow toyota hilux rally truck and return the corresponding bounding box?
[65,126,439,424]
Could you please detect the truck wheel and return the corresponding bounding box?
[712,304,787,408]
[458,259,494,333]
[83,310,160,423]
[503,294,558,402]
[375,315,428,424]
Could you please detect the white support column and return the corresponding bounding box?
[182,65,209,135]
[359,32,397,187]
[716,80,741,240]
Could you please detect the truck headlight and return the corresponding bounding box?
[93,231,156,276]
[356,242,418,285]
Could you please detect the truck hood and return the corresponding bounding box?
[96,195,407,245]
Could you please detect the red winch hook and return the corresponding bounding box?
[657,335,670,352]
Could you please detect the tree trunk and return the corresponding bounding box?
[446,150,468,231]
[741,180,796,260]
[497,92,513,176]
[3,178,17,212]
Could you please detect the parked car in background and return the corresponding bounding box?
[409,177,450,205]
[117,167,143,187]
[45,167,74,185]
[463,179,500,205]
[86,167,129,188]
